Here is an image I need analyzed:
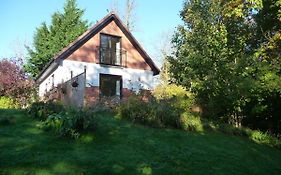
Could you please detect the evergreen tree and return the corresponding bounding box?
[24,0,89,77]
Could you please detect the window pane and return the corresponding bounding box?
[100,34,121,65]
[100,74,122,97]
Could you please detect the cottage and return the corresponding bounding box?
[36,13,160,107]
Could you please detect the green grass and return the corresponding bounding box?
[1,109,281,175]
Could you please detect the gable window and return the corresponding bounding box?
[100,34,122,66]
[100,74,122,98]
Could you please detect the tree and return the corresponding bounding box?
[169,0,281,133]
[124,0,136,32]
[0,58,35,106]
[242,0,281,134]
[110,0,137,32]
[24,0,89,77]
[168,0,260,124]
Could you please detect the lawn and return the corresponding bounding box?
[1,109,281,175]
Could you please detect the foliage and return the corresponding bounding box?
[168,0,281,134]
[179,112,203,132]
[0,58,35,107]
[28,101,64,120]
[153,83,195,110]
[153,84,189,99]
[0,96,20,109]
[216,124,281,149]
[169,0,257,120]
[241,0,281,135]
[255,0,281,66]
[117,95,155,125]
[24,0,89,77]
[42,108,96,139]
[117,90,196,129]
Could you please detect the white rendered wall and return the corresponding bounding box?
[39,60,155,97]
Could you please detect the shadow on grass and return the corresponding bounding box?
[1,109,281,175]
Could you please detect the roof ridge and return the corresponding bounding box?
[36,12,159,82]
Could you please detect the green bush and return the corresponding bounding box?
[210,122,281,149]
[117,84,197,129]
[153,97,185,128]
[0,96,19,109]
[28,101,64,120]
[43,108,96,139]
[179,112,204,132]
[117,95,189,128]
[153,84,191,99]
[117,95,155,125]
[152,84,195,111]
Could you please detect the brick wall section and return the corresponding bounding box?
[46,86,152,107]
[122,88,133,101]
[84,87,152,107]
[84,86,100,106]
[121,88,152,102]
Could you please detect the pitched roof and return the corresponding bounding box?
[36,12,160,83]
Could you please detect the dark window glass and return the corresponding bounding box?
[100,34,121,65]
[100,74,122,97]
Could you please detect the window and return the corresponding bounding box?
[100,74,122,98]
[100,34,121,65]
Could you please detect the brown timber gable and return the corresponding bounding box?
[67,19,152,71]
[36,12,159,83]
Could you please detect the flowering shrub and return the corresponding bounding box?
[0,96,19,109]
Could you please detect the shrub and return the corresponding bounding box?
[153,97,184,128]
[117,84,197,129]
[117,95,155,125]
[152,84,195,111]
[43,108,96,139]
[28,101,64,120]
[117,95,190,128]
[0,96,19,109]
[211,122,281,149]
[153,84,190,99]
[179,112,203,132]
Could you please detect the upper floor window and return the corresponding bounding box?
[100,34,122,66]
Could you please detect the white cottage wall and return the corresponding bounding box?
[39,59,155,97]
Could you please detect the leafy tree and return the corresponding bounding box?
[24,0,89,77]
[242,0,281,133]
[169,0,281,133]
[168,0,261,124]
[0,58,35,106]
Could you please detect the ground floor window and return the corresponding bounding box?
[100,74,122,98]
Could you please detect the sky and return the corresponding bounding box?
[0,0,183,66]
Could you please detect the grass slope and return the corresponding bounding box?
[0,109,281,175]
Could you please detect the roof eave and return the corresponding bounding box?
[36,12,160,81]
